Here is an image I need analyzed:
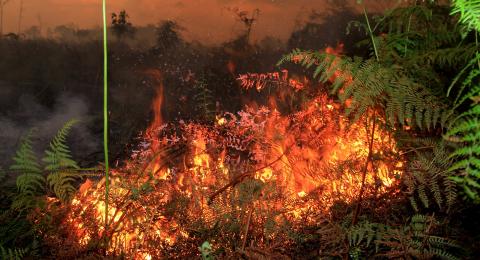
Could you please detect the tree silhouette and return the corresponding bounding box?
[155,20,183,53]
[231,8,260,44]
[111,10,135,40]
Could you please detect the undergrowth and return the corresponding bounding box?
[0,1,479,259]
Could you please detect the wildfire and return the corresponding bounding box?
[47,47,403,258]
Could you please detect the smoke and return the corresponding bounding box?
[4,0,396,44]
[0,91,101,171]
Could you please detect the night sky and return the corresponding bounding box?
[4,0,396,44]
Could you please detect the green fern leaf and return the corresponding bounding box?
[42,119,81,202]
[10,131,44,197]
[0,245,26,260]
[451,0,480,33]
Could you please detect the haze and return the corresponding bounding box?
[3,0,396,44]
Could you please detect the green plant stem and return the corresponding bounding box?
[476,32,480,70]
[404,1,416,57]
[364,7,380,62]
[352,7,379,226]
[102,0,110,234]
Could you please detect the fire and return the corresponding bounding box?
[45,46,403,258]
[145,69,167,179]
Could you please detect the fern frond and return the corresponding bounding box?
[451,0,480,33]
[279,50,449,129]
[376,214,460,259]
[0,245,26,260]
[445,52,480,201]
[193,79,216,122]
[10,131,44,197]
[42,119,82,202]
[407,142,457,211]
[409,44,477,70]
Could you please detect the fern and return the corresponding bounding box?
[377,214,460,260]
[42,119,82,202]
[0,245,26,260]
[9,131,45,211]
[445,0,480,202]
[347,221,385,259]
[405,141,457,211]
[446,104,480,201]
[10,131,44,197]
[199,241,214,260]
[278,50,450,129]
[451,0,480,33]
[192,79,216,122]
[346,215,459,259]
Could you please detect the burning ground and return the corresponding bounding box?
[4,2,479,259]
[37,46,405,258]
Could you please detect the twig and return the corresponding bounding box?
[207,149,287,204]
[399,145,434,156]
[242,205,254,250]
[352,110,376,225]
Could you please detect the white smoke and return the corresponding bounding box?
[0,92,101,170]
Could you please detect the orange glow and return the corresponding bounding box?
[51,50,403,258]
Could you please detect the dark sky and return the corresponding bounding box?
[4,0,397,44]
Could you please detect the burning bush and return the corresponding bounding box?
[38,70,403,258]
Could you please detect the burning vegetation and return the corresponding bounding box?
[3,1,480,259]
[45,67,403,258]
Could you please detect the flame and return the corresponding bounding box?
[145,69,164,135]
[144,69,168,179]
[47,48,404,258]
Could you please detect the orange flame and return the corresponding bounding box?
[47,46,403,258]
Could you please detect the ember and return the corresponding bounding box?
[4,2,473,259]
[58,60,402,258]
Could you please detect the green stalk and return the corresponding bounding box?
[364,7,380,62]
[476,32,480,70]
[352,7,380,226]
[404,1,416,57]
[102,0,110,233]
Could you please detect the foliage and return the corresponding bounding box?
[111,10,135,40]
[451,0,480,33]
[347,215,460,259]
[404,140,457,212]
[347,221,382,259]
[0,120,83,258]
[199,241,214,260]
[3,1,480,258]
[155,20,183,53]
[9,130,44,211]
[378,214,460,259]
[43,119,81,202]
[0,245,26,260]
[192,78,216,122]
[275,3,472,257]
[445,1,480,202]
[278,49,450,129]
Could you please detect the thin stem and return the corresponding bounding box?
[364,7,380,62]
[350,6,380,227]
[404,1,416,57]
[102,0,110,235]
[476,32,480,70]
[352,110,376,225]
[241,205,254,250]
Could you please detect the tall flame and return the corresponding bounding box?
[145,69,164,135]
[144,69,167,179]
[44,45,404,258]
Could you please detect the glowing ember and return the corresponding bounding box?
[47,47,403,258]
